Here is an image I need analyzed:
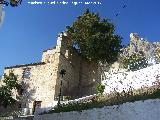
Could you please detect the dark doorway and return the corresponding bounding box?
[32,101,42,114]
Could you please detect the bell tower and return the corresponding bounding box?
[56,32,72,58]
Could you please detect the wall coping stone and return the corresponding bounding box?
[5,62,46,69]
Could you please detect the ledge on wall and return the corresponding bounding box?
[5,62,46,69]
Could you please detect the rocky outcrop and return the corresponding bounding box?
[121,33,160,64]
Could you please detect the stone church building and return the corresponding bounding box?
[3,32,101,114]
[1,32,160,114]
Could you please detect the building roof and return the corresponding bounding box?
[43,46,56,52]
[5,62,46,69]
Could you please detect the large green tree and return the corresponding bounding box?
[66,9,122,64]
[0,71,19,107]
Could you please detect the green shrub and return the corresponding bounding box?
[0,71,19,108]
[122,53,148,71]
[96,83,105,94]
[156,48,160,61]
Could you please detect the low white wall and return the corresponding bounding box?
[34,101,58,115]
[102,64,160,93]
[34,99,160,120]
[37,64,160,115]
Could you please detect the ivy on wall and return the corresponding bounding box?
[156,48,160,61]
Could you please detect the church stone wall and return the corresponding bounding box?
[2,32,101,114]
[3,32,160,115]
[4,62,58,109]
[80,60,100,96]
[55,33,100,98]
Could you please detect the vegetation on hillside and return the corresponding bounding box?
[156,48,160,61]
[122,52,148,71]
[47,85,160,113]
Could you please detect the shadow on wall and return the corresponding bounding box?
[18,80,36,111]
[54,34,101,100]
[0,81,36,116]
[33,101,58,115]
[0,101,20,116]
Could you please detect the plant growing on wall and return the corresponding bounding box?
[66,9,122,64]
[96,83,105,94]
[156,48,160,61]
[0,70,19,107]
[122,52,148,71]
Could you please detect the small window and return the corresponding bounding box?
[54,96,59,101]
[18,103,21,108]
[33,101,42,114]
[22,68,31,79]
[35,101,42,108]
[21,102,27,108]
[18,88,24,95]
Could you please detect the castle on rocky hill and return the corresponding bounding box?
[121,33,160,64]
[1,32,160,114]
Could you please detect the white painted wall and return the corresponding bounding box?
[38,64,160,114]
[102,63,160,93]
[34,99,160,120]
[34,101,58,115]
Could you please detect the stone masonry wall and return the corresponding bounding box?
[4,62,58,110]
[55,33,101,98]
[3,41,62,112]
[2,32,101,114]
[2,32,159,115]
[80,60,100,96]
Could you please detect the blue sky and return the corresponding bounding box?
[0,0,160,75]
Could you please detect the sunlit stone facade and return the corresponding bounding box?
[2,32,100,114]
[1,32,160,114]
